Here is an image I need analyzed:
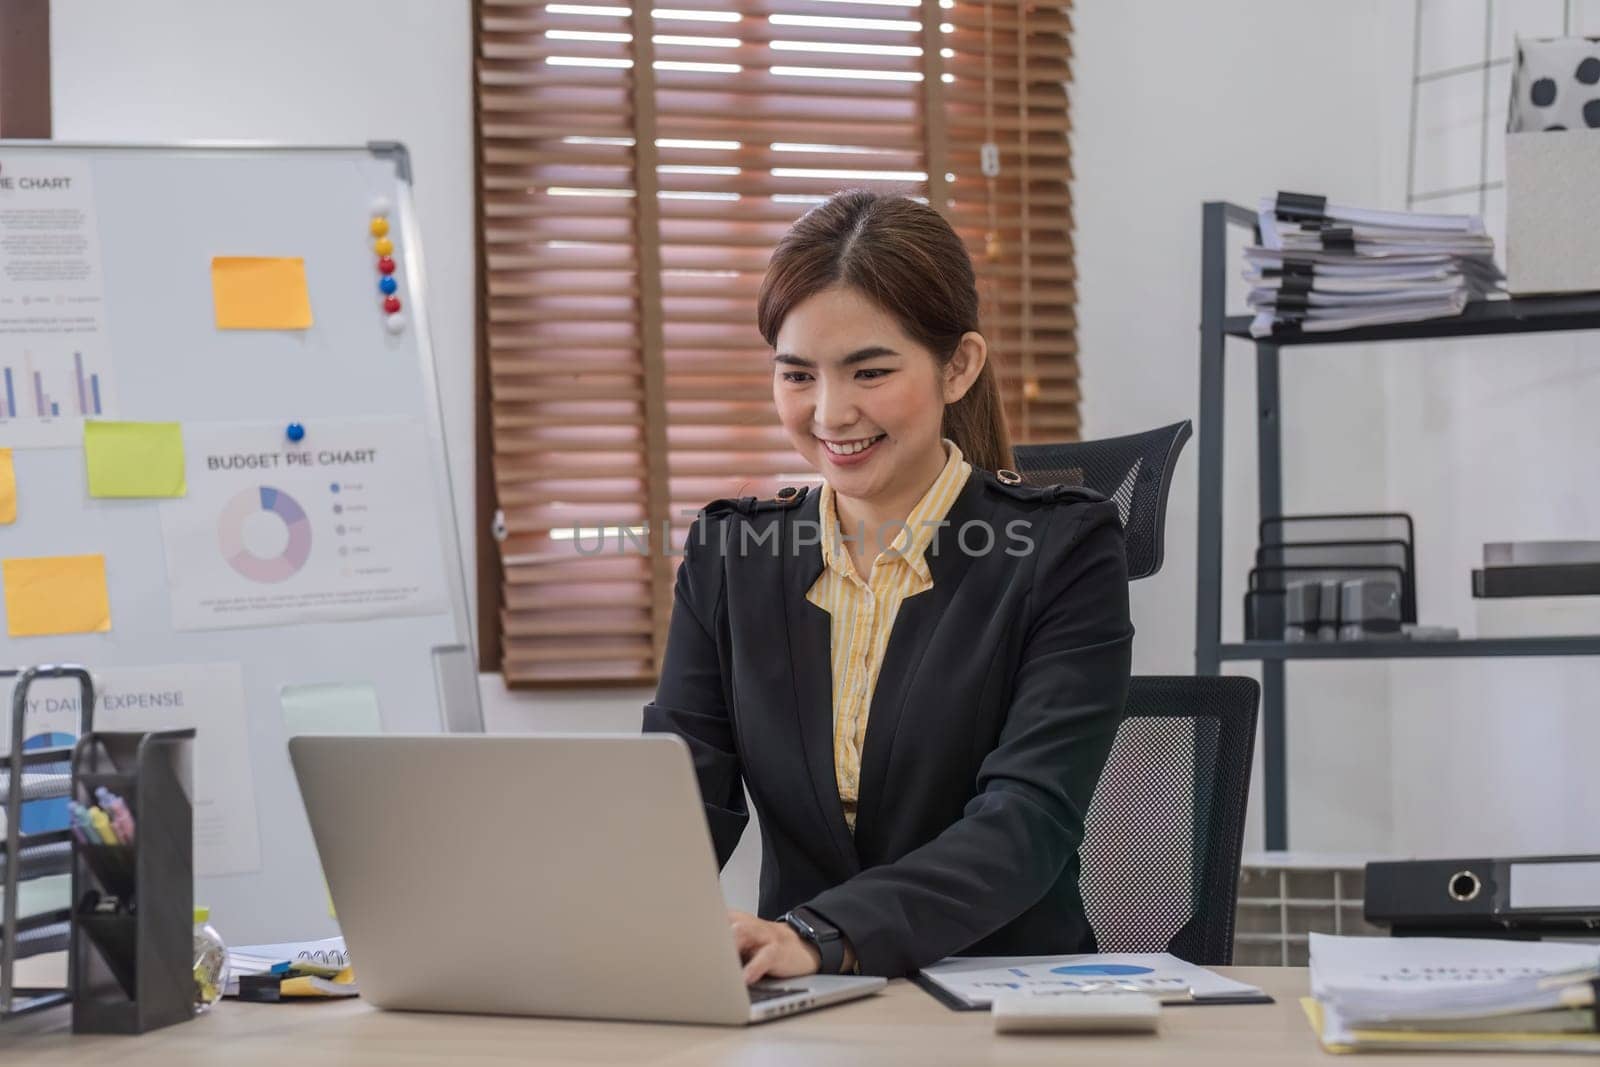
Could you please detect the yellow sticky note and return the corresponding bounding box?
[2,554,111,637]
[84,421,186,498]
[0,448,14,524]
[211,256,313,330]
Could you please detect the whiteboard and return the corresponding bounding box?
[0,142,478,942]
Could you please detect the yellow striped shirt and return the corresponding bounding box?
[807,439,972,831]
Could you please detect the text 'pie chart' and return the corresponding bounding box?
[218,486,313,583]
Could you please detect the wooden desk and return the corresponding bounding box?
[1,967,1569,1065]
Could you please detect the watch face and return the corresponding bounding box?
[792,909,837,941]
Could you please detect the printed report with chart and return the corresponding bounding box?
[0,153,118,449]
[159,417,448,631]
[918,953,1268,1009]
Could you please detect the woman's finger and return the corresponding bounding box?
[743,943,778,985]
[731,922,762,958]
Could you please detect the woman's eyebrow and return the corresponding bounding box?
[772,346,900,367]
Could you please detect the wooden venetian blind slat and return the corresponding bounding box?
[476,0,1078,686]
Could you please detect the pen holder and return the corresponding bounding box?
[68,728,196,1035]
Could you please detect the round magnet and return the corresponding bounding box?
[384,311,406,334]
[370,217,390,238]
[371,195,393,217]
[379,275,398,295]
[374,236,394,257]
[383,295,402,314]
[286,422,306,442]
[377,255,396,275]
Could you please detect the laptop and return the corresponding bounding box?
[289,733,886,1025]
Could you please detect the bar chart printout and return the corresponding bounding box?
[0,346,117,448]
[0,153,113,448]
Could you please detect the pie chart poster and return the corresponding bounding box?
[160,418,449,631]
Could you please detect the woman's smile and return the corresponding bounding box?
[817,433,887,466]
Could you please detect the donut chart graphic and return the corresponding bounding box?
[1050,964,1155,976]
[218,486,312,582]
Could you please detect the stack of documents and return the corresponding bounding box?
[1246,192,1504,338]
[1307,933,1600,1053]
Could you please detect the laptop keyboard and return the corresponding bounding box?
[748,986,806,1004]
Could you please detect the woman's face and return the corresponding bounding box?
[772,285,976,505]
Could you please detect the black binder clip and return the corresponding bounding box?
[1274,190,1328,223]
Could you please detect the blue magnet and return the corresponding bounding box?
[379,275,398,295]
[286,422,306,442]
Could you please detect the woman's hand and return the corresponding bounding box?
[727,910,821,984]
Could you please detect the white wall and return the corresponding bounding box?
[1073,0,1396,852]
[51,0,477,619]
[1372,0,1600,858]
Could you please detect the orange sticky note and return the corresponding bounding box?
[0,448,14,524]
[211,256,313,330]
[2,554,111,636]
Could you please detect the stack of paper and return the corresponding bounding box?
[1307,933,1600,1053]
[1246,192,1504,338]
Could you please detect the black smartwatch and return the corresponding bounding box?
[781,906,847,975]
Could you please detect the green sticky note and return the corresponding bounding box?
[84,421,187,498]
[281,682,384,737]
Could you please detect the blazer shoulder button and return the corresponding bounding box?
[753,485,810,511]
[701,485,810,517]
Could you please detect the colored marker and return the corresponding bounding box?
[66,801,89,844]
[97,787,137,844]
[72,801,97,841]
[88,806,118,845]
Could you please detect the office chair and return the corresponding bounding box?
[1014,421,1259,963]
[1078,675,1260,965]
[1013,420,1191,580]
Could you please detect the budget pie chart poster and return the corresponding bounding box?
[160,418,448,631]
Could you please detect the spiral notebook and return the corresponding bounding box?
[225,936,351,995]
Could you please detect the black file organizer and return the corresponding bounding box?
[68,728,195,1035]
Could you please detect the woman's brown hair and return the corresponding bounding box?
[756,189,1014,473]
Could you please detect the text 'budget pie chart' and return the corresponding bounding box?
[218,486,312,583]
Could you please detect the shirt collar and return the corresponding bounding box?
[818,438,972,583]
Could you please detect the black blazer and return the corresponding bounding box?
[642,467,1133,977]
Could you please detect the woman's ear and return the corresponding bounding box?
[942,332,988,404]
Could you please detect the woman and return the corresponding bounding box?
[643,190,1132,982]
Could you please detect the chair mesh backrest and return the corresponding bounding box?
[1013,421,1191,580]
[1078,675,1260,965]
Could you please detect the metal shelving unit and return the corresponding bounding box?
[1194,201,1600,851]
[2,666,95,1020]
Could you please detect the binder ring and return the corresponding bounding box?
[1447,869,1482,902]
